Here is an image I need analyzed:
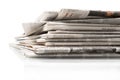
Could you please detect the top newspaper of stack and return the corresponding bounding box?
[11,9,120,58]
[23,9,120,36]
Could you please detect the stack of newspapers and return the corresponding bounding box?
[10,9,120,58]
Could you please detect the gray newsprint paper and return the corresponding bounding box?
[41,34,120,39]
[22,23,45,36]
[45,42,120,46]
[48,30,120,34]
[60,18,120,24]
[43,25,120,31]
[10,43,120,58]
[10,9,120,58]
[37,38,120,42]
[36,11,58,21]
[56,9,90,20]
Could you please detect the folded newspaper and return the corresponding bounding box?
[10,9,120,58]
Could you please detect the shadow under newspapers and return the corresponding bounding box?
[10,9,120,59]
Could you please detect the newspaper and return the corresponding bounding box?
[22,22,45,36]
[48,30,120,34]
[37,38,120,42]
[45,42,120,46]
[41,34,120,39]
[56,9,120,20]
[10,43,120,58]
[43,25,120,31]
[36,11,58,21]
[10,8,120,58]
[59,18,120,24]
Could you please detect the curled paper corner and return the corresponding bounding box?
[36,11,58,22]
[56,9,90,20]
[22,22,45,36]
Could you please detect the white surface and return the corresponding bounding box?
[0,0,120,80]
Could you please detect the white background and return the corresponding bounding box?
[0,0,120,80]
